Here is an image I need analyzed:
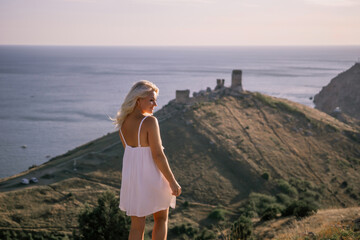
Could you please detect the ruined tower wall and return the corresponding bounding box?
[176,89,190,103]
[231,70,243,92]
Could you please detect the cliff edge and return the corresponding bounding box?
[314,63,360,119]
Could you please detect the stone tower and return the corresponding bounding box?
[215,79,225,90]
[231,70,243,92]
[176,90,190,103]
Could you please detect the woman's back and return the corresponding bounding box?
[120,114,150,148]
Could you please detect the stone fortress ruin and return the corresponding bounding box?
[175,69,243,104]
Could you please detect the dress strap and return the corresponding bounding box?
[138,116,149,147]
[119,126,128,147]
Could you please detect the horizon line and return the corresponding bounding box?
[1,44,360,48]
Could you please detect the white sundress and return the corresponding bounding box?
[119,116,176,217]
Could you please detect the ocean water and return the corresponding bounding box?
[0,46,359,179]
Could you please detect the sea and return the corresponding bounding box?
[0,45,359,179]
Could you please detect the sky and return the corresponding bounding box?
[0,0,359,46]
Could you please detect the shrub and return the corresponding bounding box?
[249,193,276,205]
[208,209,227,221]
[170,223,198,237]
[289,178,313,192]
[238,193,279,218]
[345,187,353,194]
[277,179,298,197]
[230,215,253,240]
[350,193,358,200]
[282,200,318,219]
[261,206,279,221]
[340,181,348,188]
[261,172,270,181]
[276,193,292,206]
[238,206,257,218]
[76,190,130,240]
[194,229,216,240]
[170,224,215,240]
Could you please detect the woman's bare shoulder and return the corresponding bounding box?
[143,115,159,129]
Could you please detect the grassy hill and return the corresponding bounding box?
[0,90,359,239]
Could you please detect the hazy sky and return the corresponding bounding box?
[0,0,359,46]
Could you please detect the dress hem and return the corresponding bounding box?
[119,203,175,217]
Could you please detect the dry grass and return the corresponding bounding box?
[253,207,360,239]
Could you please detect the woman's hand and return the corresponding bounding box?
[170,181,182,197]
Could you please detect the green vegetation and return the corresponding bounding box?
[170,223,198,238]
[261,206,280,221]
[237,192,283,220]
[277,179,298,197]
[261,172,270,181]
[208,208,227,221]
[169,223,215,240]
[237,178,321,222]
[275,193,292,206]
[230,215,253,240]
[282,200,318,218]
[74,190,130,240]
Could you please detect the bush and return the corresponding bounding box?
[276,193,292,206]
[170,223,198,237]
[231,216,253,240]
[170,224,215,240]
[302,190,320,201]
[195,229,216,240]
[261,206,279,221]
[289,178,313,192]
[345,187,353,194]
[277,179,298,197]
[282,200,318,218]
[208,209,226,221]
[247,193,277,216]
[261,172,270,181]
[340,181,348,188]
[76,190,130,240]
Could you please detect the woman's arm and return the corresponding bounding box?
[147,116,181,196]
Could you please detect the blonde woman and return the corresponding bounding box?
[114,80,181,240]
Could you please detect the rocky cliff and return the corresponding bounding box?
[314,63,360,119]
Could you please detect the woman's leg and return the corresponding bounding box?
[152,208,169,240]
[129,216,146,240]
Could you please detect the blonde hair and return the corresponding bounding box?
[112,80,159,128]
